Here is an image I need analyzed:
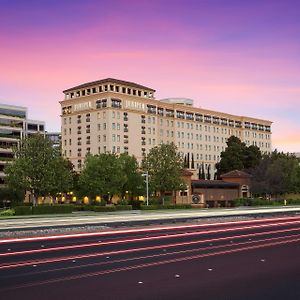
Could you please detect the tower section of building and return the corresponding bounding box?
[60,78,272,176]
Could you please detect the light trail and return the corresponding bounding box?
[1,218,300,258]
[1,226,300,270]
[2,233,299,279]
[1,235,299,292]
[1,215,300,244]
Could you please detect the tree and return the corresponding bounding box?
[207,165,211,180]
[216,136,262,177]
[118,153,144,199]
[142,143,185,199]
[201,163,206,180]
[4,134,73,205]
[251,151,300,196]
[78,153,126,202]
[191,153,195,169]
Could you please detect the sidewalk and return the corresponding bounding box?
[1,206,300,232]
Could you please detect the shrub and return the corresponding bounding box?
[0,209,15,216]
[32,205,73,214]
[93,206,116,212]
[115,205,132,211]
[129,200,142,210]
[117,199,129,205]
[140,204,192,210]
[14,206,32,215]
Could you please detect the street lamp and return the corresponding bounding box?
[142,171,149,206]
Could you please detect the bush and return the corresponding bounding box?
[32,205,73,214]
[115,205,132,211]
[14,206,32,215]
[140,204,192,210]
[117,199,129,205]
[0,209,15,216]
[128,200,142,210]
[93,206,116,212]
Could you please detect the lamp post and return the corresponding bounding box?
[142,171,149,206]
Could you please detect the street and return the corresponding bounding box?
[0,215,300,299]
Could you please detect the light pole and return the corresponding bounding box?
[142,171,149,206]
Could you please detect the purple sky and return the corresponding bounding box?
[1,0,300,151]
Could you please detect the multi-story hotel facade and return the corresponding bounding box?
[60,78,272,177]
[0,104,45,186]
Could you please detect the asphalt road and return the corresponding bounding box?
[0,215,300,300]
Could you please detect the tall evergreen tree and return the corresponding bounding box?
[191,153,195,169]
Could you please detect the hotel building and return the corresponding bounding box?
[60,78,272,176]
[0,104,45,185]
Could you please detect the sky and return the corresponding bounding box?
[0,0,299,152]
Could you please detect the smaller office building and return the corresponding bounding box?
[175,169,251,207]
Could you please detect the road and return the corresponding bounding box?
[0,215,300,299]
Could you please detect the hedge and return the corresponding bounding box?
[233,198,300,207]
[32,205,73,214]
[14,205,73,215]
[115,205,132,211]
[14,206,32,215]
[93,206,116,212]
[141,204,192,210]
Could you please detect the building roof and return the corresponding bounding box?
[192,180,240,189]
[63,78,156,93]
[221,170,251,178]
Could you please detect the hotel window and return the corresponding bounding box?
[64,118,67,125]
[104,85,108,91]
[112,134,116,142]
[69,150,72,156]
[122,87,126,93]
[158,107,164,116]
[69,139,71,146]
[103,123,106,130]
[117,135,120,142]
[117,123,120,130]
[97,124,101,131]
[112,123,116,130]
[69,128,71,134]
[117,112,120,119]
[195,114,203,122]
[166,109,174,117]
[103,135,106,142]
[98,147,101,154]
[103,146,107,152]
[64,140,67,146]
[69,117,72,124]
[186,112,194,120]
[111,98,122,108]
[86,136,90,144]
[116,86,119,92]
[112,111,115,118]
[64,128,67,135]
[176,110,185,119]
[110,85,114,91]
[86,125,90,133]
[204,115,211,123]
[98,135,101,142]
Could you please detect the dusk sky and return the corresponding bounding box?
[1,0,299,152]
